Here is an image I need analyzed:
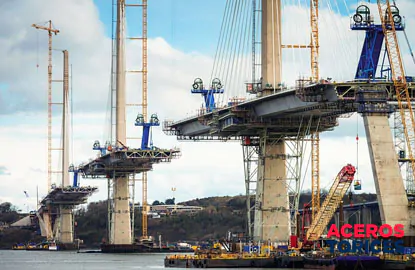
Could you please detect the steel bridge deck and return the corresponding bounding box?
[164,81,415,139]
[78,147,181,178]
[40,186,98,206]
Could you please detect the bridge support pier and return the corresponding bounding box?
[59,207,73,243]
[363,115,411,234]
[111,176,131,244]
[41,212,53,240]
[254,136,290,243]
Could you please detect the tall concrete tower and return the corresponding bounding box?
[253,0,291,243]
[111,0,131,245]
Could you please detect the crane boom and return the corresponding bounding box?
[31,24,60,34]
[306,164,356,241]
[377,0,415,188]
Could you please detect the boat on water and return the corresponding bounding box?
[100,243,194,253]
[48,241,58,251]
[100,237,194,253]
[12,243,26,250]
[24,241,62,251]
[25,241,49,251]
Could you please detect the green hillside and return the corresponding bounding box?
[0,193,379,249]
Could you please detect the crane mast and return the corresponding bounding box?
[281,0,320,222]
[31,21,60,193]
[310,0,320,221]
[377,0,415,187]
[141,0,149,240]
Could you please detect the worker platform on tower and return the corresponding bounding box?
[78,114,181,179]
[77,146,180,179]
[39,186,98,206]
[163,79,415,140]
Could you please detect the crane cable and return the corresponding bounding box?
[403,27,415,66]
[355,115,360,191]
[36,31,39,70]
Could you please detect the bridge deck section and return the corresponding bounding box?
[40,186,97,206]
[78,147,181,178]
[164,81,415,140]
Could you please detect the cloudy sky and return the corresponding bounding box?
[1,0,415,212]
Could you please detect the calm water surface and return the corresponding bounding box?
[0,250,299,270]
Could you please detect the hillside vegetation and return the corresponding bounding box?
[0,193,379,248]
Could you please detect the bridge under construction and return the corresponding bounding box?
[163,0,415,247]
[73,0,181,252]
[31,22,97,249]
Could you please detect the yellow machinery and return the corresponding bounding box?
[306,164,356,241]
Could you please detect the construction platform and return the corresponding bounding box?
[164,254,303,268]
[100,243,193,254]
[40,186,97,206]
[78,146,181,178]
[163,80,415,139]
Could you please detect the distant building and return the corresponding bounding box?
[135,204,203,216]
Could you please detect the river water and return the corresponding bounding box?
[0,250,299,270]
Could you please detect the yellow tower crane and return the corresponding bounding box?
[122,0,149,240]
[31,21,60,193]
[377,0,415,186]
[282,0,320,221]
[310,0,320,221]
[141,0,149,240]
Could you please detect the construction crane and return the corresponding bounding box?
[377,0,415,191]
[31,21,60,193]
[310,0,320,221]
[270,0,321,222]
[140,0,149,241]
[305,164,356,242]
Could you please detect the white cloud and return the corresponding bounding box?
[1,0,415,213]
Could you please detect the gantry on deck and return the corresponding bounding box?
[40,186,98,206]
[163,80,415,140]
[77,146,181,179]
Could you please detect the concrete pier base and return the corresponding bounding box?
[112,176,131,244]
[254,141,290,242]
[60,208,73,243]
[363,115,410,233]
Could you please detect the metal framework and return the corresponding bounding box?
[129,172,136,241]
[377,0,415,194]
[248,116,312,239]
[107,176,114,242]
[286,137,306,236]
[242,140,258,238]
[40,186,97,206]
[350,3,415,195]
[310,0,319,82]
[394,112,415,194]
[310,131,320,220]
[78,147,180,178]
[31,21,60,193]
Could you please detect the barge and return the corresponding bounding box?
[101,243,193,253]
[164,253,304,268]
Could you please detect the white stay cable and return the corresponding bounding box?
[272,0,276,93]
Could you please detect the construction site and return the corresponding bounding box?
[5,0,415,268]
